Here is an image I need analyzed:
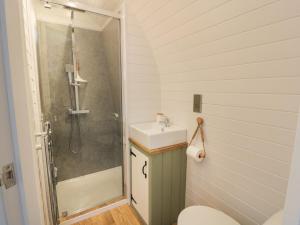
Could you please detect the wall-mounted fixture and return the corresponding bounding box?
[66,11,89,115]
[1,163,16,189]
[187,117,206,162]
[44,1,52,9]
[193,94,202,113]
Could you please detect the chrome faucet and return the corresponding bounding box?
[159,115,171,130]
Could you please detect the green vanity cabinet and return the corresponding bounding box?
[129,139,187,225]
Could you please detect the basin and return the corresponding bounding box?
[129,122,187,149]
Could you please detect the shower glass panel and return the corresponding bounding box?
[37,4,123,219]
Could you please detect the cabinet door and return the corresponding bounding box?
[131,146,149,224]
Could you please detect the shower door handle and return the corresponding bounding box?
[142,161,147,179]
[35,132,47,137]
[112,113,119,121]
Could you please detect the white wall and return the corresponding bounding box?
[283,110,300,225]
[22,0,52,224]
[2,0,46,224]
[0,8,24,224]
[122,5,162,197]
[125,5,161,124]
[126,0,300,224]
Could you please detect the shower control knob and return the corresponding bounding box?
[112,113,119,120]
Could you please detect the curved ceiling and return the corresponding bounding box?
[126,1,300,225]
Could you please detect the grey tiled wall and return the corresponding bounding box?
[38,22,123,182]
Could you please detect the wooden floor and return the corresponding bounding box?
[60,196,126,223]
[73,205,143,225]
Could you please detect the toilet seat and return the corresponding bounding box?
[178,206,240,225]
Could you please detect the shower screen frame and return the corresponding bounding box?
[37,1,131,223]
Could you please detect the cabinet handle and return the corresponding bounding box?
[142,161,147,179]
[130,148,136,157]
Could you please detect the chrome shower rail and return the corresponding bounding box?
[42,0,122,19]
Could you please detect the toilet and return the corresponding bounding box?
[178,206,283,225]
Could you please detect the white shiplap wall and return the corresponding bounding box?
[22,1,51,224]
[125,6,161,124]
[126,0,300,224]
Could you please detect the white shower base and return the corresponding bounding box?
[56,166,123,216]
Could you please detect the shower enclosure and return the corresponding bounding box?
[35,1,123,222]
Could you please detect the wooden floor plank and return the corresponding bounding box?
[90,211,114,225]
[72,205,142,225]
[111,205,141,225]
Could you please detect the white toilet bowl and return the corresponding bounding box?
[178,206,240,225]
[178,206,283,225]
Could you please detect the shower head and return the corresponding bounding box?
[64,1,86,13]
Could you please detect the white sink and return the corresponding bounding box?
[129,122,187,149]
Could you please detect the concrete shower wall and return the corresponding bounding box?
[102,19,122,142]
[38,22,122,182]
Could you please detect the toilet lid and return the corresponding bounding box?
[178,206,240,225]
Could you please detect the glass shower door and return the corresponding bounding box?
[37,5,123,219]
